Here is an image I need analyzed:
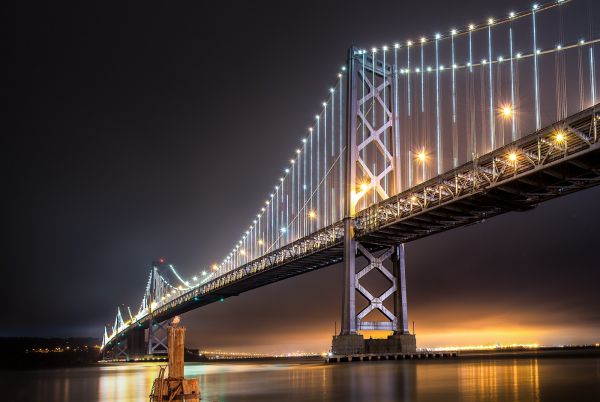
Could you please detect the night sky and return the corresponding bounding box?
[3,0,600,353]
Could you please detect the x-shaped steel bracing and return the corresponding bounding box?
[355,244,397,331]
[354,63,395,206]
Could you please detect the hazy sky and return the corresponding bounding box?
[3,0,600,354]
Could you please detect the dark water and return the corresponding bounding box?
[3,357,600,402]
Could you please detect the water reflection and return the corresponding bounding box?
[457,359,539,402]
[2,356,599,402]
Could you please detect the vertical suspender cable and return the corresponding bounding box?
[488,23,495,150]
[532,6,541,130]
[435,35,441,174]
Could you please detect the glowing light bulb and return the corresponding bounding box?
[420,37,426,43]
[407,40,413,46]
[501,104,513,118]
[508,152,518,162]
[360,182,369,192]
[258,239,263,245]
[240,249,245,255]
[469,24,475,31]
[555,132,565,143]
[308,210,316,219]
[488,18,494,25]
[417,150,426,162]
[451,29,457,35]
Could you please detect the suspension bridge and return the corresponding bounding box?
[101,0,600,359]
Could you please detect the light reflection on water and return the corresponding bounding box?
[2,357,599,402]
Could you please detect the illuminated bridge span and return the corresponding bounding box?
[102,0,600,359]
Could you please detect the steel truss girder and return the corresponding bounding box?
[355,105,600,237]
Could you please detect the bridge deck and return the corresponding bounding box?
[105,105,599,348]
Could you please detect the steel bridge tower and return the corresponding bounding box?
[332,47,416,355]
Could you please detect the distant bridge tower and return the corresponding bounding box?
[333,47,416,355]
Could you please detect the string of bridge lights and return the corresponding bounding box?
[209,65,348,277]
[104,0,598,348]
[386,38,600,74]
[362,0,570,54]
[205,0,597,280]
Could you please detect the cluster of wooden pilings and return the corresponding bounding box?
[149,323,200,401]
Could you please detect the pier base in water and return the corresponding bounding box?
[150,321,200,401]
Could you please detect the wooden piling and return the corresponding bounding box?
[150,319,200,401]
[168,326,185,379]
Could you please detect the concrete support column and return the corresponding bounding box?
[341,46,358,336]
[392,243,409,334]
[341,219,357,335]
[127,327,146,357]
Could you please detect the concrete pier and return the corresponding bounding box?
[332,333,417,355]
[326,351,458,363]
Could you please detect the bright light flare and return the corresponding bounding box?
[359,182,369,192]
[554,131,566,143]
[416,149,426,162]
[500,104,513,119]
[507,152,518,162]
[308,210,317,219]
